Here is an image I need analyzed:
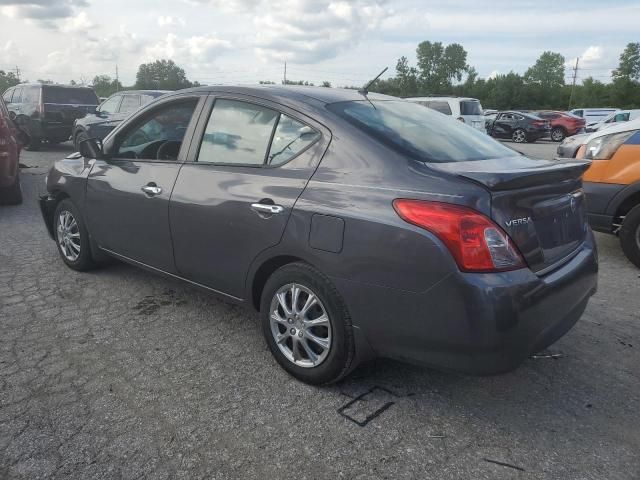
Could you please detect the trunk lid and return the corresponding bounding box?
[430,156,591,273]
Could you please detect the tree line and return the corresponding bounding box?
[371,41,640,110]
[2,43,639,110]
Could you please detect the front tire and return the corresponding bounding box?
[260,262,355,385]
[53,199,96,271]
[512,128,527,143]
[619,204,640,268]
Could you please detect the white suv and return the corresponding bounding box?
[405,96,486,133]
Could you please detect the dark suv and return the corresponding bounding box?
[2,83,99,150]
[72,90,168,150]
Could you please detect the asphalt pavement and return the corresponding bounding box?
[1,141,638,479]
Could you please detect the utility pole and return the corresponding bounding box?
[568,57,579,110]
[14,65,20,82]
[115,64,120,91]
[283,61,287,85]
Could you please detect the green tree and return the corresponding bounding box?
[395,55,419,97]
[321,81,332,88]
[259,80,276,84]
[416,41,468,94]
[135,59,195,90]
[92,75,123,98]
[613,42,640,80]
[524,51,565,90]
[0,70,20,94]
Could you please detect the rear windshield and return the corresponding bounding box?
[43,87,99,105]
[460,100,482,115]
[328,100,516,163]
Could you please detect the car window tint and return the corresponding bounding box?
[198,99,279,165]
[117,100,197,161]
[119,95,140,113]
[98,96,121,114]
[267,115,320,166]
[329,100,516,163]
[22,86,40,103]
[426,101,452,115]
[460,101,481,115]
[43,87,98,105]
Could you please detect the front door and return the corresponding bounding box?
[492,113,516,138]
[85,94,204,272]
[169,96,330,298]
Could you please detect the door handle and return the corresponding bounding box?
[141,183,162,196]
[251,203,284,215]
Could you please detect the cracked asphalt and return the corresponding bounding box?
[1,141,639,479]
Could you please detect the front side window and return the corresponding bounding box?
[22,86,40,103]
[614,113,630,122]
[12,88,23,103]
[119,95,141,113]
[116,100,197,160]
[329,100,516,163]
[3,89,14,102]
[99,96,121,115]
[198,99,279,165]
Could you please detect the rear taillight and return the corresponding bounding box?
[393,200,526,272]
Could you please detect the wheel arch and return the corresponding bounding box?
[607,182,640,222]
[250,254,313,311]
[41,190,70,238]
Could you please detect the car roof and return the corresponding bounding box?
[404,96,479,102]
[586,117,640,141]
[17,83,95,89]
[166,85,395,106]
[111,90,171,96]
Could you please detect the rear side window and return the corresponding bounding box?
[329,100,516,163]
[119,95,140,113]
[99,95,121,114]
[267,115,320,166]
[198,99,279,165]
[426,101,452,115]
[460,100,482,115]
[12,87,23,103]
[43,87,98,105]
[22,86,40,104]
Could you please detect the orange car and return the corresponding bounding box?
[578,118,640,267]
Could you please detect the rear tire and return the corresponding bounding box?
[551,127,566,142]
[619,204,640,269]
[260,262,355,385]
[512,128,527,143]
[0,174,22,205]
[53,199,96,271]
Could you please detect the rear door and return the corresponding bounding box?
[169,95,330,298]
[85,94,206,272]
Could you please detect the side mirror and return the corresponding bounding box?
[79,137,104,159]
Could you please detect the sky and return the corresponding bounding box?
[0,0,638,87]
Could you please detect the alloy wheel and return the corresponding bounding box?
[56,210,81,261]
[269,283,332,368]
[513,130,526,143]
[551,129,564,141]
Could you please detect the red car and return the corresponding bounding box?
[536,110,586,142]
[0,95,25,204]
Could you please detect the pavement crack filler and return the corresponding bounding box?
[483,458,526,472]
[337,386,398,427]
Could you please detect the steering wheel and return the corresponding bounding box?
[156,141,182,161]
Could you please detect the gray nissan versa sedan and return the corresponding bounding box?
[39,86,598,384]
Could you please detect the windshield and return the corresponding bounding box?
[328,100,516,163]
[43,87,99,105]
[460,100,482,115]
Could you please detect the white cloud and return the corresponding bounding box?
[144,33,232,66]
[61,11,94,33]
[158,15,186,27]
[0,0,89,28]
[487,70,499,80]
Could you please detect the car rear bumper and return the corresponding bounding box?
[334,232,598,375]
